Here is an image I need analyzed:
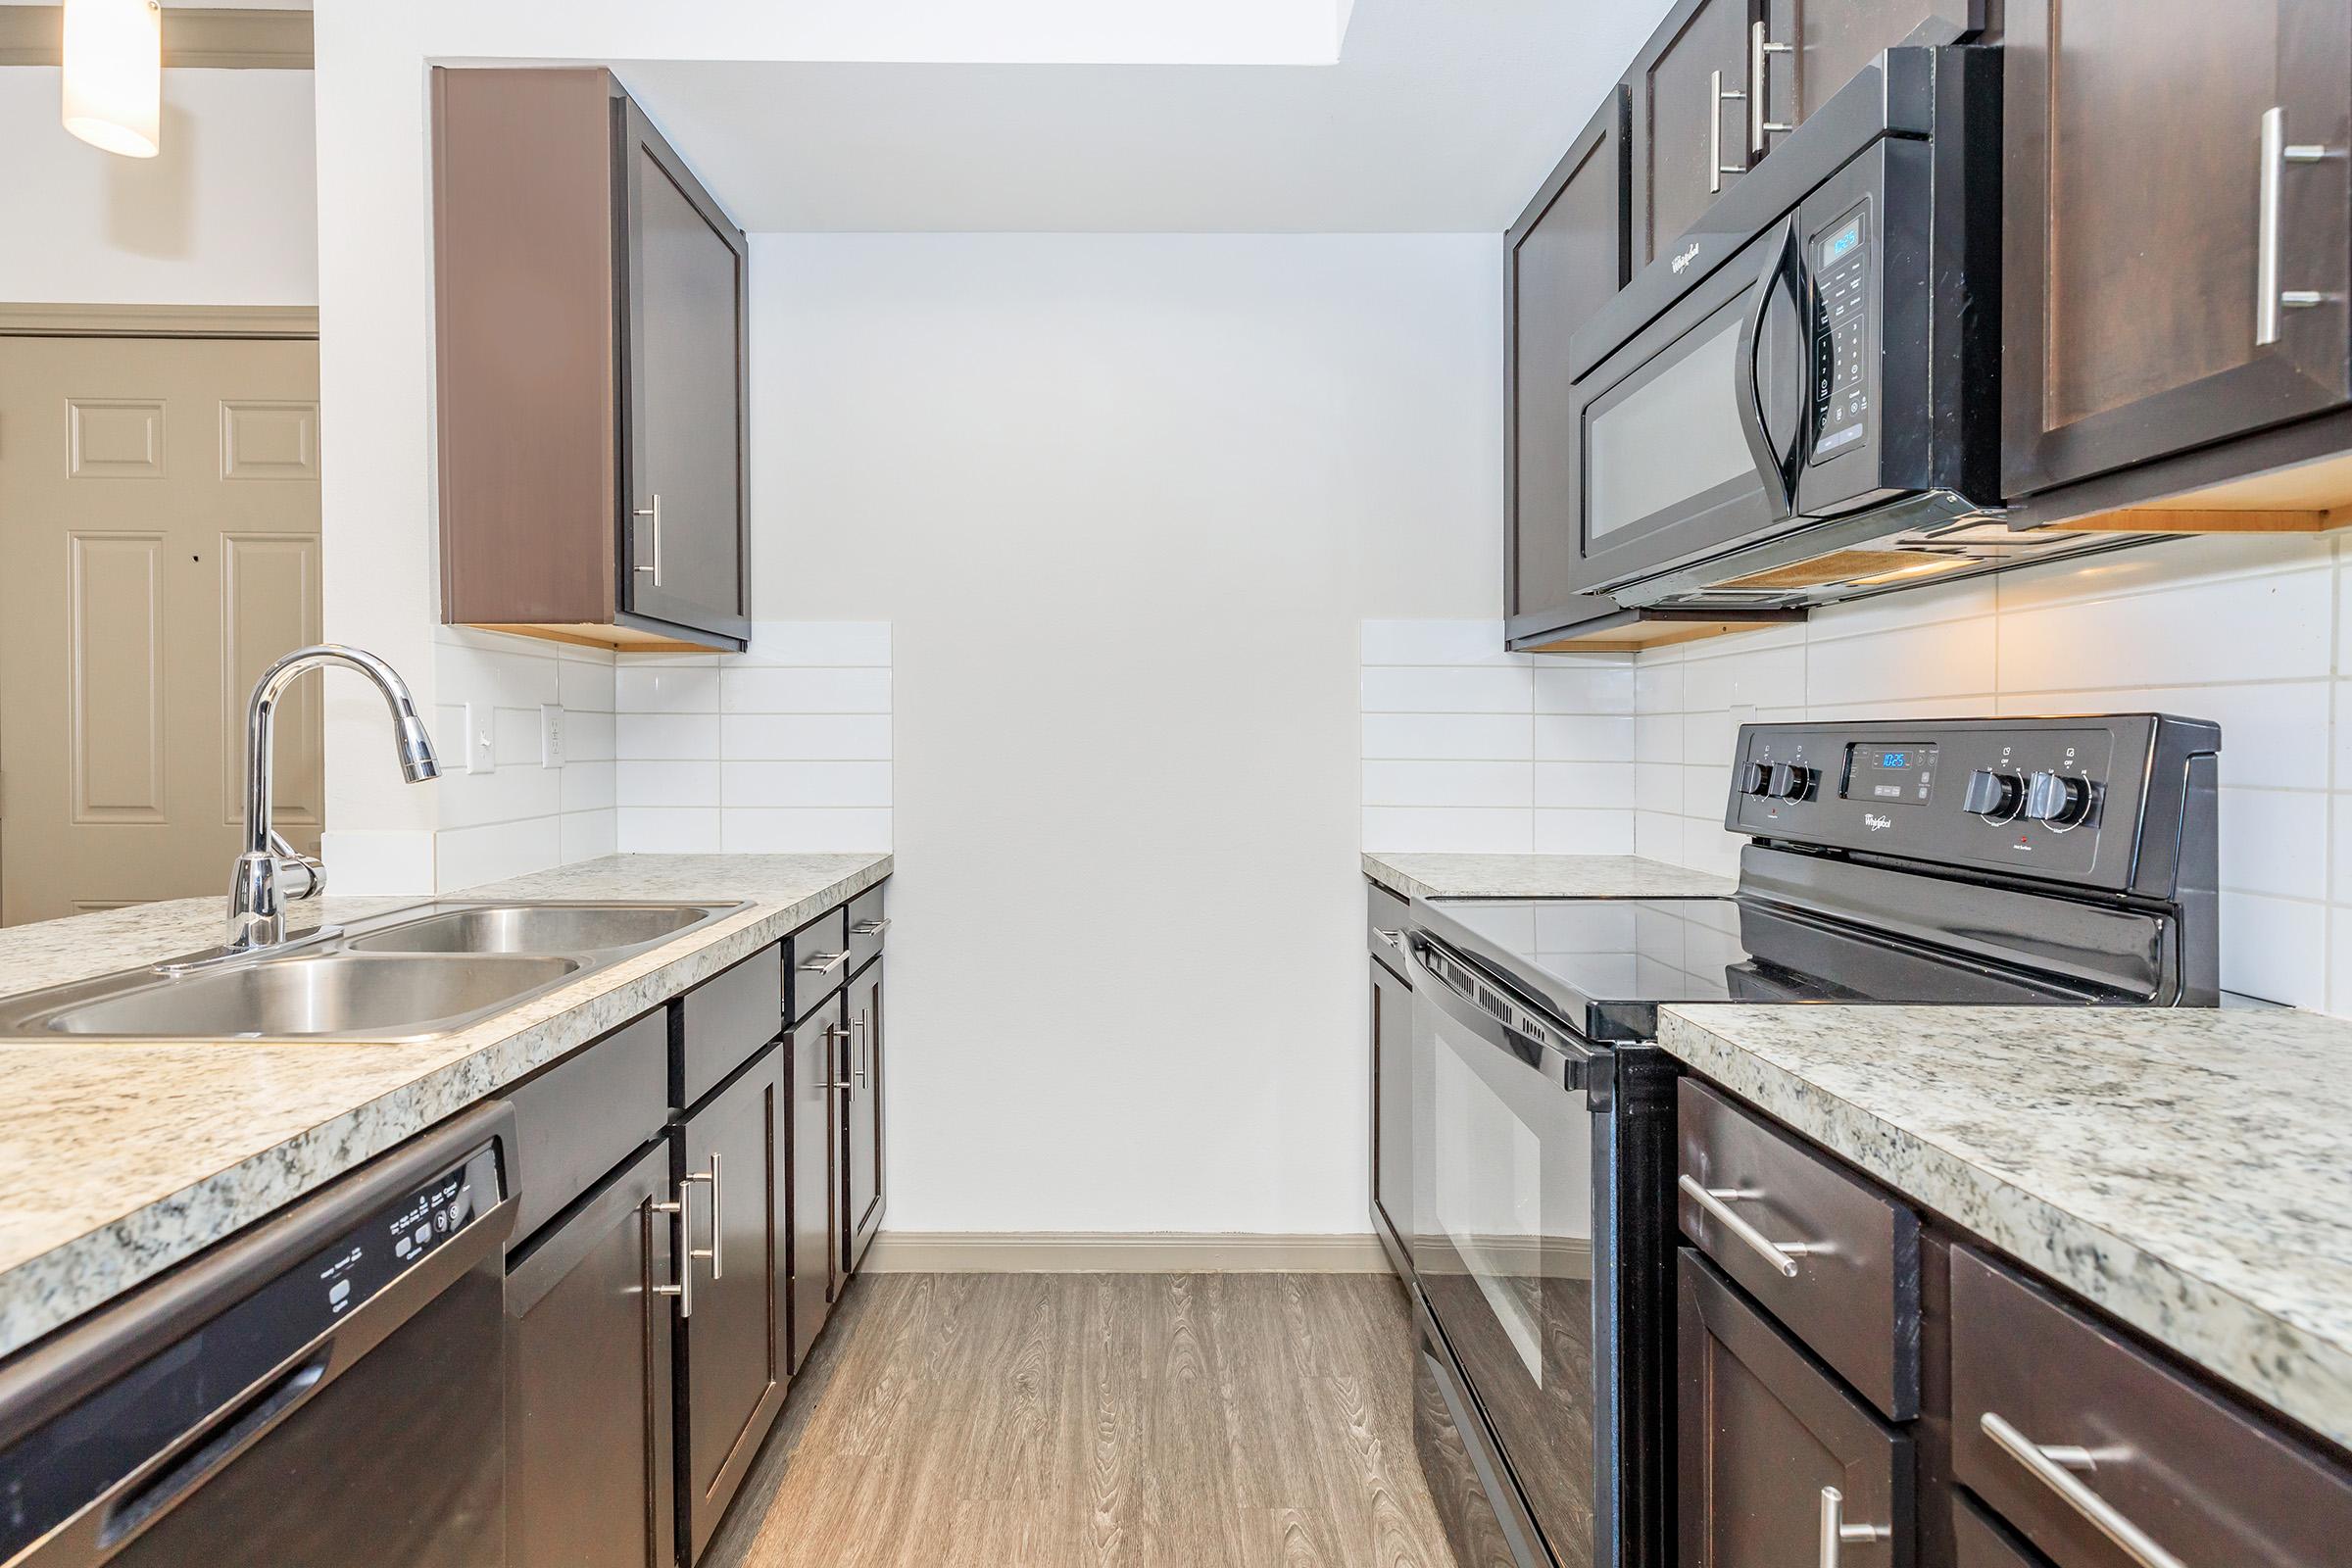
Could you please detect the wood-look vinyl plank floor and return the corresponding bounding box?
[703,1272,1459,1568]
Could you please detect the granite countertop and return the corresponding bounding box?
[1362,852,1736,901]
[1659,1004,2352,1450]
[0,852,889,1359]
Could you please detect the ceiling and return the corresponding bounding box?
[614,0,1674,233]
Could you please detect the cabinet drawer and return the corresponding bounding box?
[1950,1246,2352,1568]
[1678,1079,1920,1418]
[786,907,851,1023]
[1674,1081,1909,1419]
[1367,883,1411,979]
[678,942,782,1110]
[508,1008,667,1244]
[1678,1249,1911,1568]
[847,884,888,974]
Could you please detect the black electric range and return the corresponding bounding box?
[1398,713,2221,1568]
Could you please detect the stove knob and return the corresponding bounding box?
[1962,768,2025,820]
[2024,770,2094,827]
[1769,761,1815,802]
[1740,761,1774,797]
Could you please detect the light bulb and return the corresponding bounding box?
[62,0,162,160]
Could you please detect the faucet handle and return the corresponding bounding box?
[269,830,325,901]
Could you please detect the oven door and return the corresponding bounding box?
[1408,933,1617,1568]
[1566,216,1816,601]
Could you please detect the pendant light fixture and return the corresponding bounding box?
[61,0,163,159]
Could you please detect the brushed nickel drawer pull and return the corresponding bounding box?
[1677,1173,1821,1278]
[651,1179,695,1317]
[1980,1411,2182,1568]
[799,949,849,975]
[851,916,891,937]
[1373,927,1406,950]
[1818,1487,1890,1568]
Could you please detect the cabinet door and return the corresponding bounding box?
[619,96,750,642]
[1759,0,1979,131]
[1629,0,1759,270]
[2002,0,2352,497]
[1507,88,1631,625]
[1370,957,1413,1282]
[678,1047,786,1563]
[1678,1249,1909,1568]
[844,957,886,1275]
[506,1141,675,1568]
[788,998,845,1370]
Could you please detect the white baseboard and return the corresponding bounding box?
[860,1231,1393,1274]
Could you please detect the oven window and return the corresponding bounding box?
[1586,313,1756,541]
[1434,1038,1547,1380]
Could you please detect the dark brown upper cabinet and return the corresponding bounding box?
[433,67,750,653]
[1630,0,1759,270]
[1762,0,1982,124]
[2001,0,2352,499]
[1506,88,1631,631]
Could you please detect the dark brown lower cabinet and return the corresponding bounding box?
[1678,1248,1911,1567]
[506,1140,676,1568]
[844,958,886,1274]
[676,1044,786,1564]
[788,997,845,1369]
[1953,1495,2048,1568]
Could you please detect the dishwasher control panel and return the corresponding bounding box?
[0,1139,505,1561]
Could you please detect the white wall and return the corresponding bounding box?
[1612,533,2349,1012]
[748,232,1497,1234]
[0,67,317,305]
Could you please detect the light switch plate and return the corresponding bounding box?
[461,703,489,774]
[540,704,564,768]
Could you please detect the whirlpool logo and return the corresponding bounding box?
[1671,242,1701,274]
[1864,813,1893,832]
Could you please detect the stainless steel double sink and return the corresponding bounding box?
[0,901,751,1043]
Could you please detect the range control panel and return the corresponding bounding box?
[1725,716,2221,896]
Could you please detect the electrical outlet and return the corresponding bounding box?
[540,704,564,768]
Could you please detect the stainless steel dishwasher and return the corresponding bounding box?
[0,1102,516,1567]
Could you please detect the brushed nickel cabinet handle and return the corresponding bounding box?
[1373,927,1406,950]
[815,1022,852,1092]
[799,950,849,975]
[1980,1411,2182,1568]
[853,1012,869,1086]
[1677,1173,1823,1278]
[1710,69,1748,194]
[851,916,891,937]
[701,1153,723,1279]
[1817,1487,1890,1568]
[650,1179,694,1317]
[1750,20,1794,154]
[632,494,663,586]
[2257,107,2333,345]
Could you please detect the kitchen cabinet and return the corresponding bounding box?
[432,67,750,653]
[1507,89,1631,631]
[675,1045,787,1564]
[788,996,846,1370]
[506,1141,676,1568]
[1677,1250,1910,1568]
[2000,0,2352,498]
[1366,884,1414,1282]
[844,956,887,1275]
[1761,0,1979,124]
[1628,0,1757,270]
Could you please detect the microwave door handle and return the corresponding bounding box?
[1733,219,1808,513]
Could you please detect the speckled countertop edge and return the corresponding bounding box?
[1361,852,1736,901]
[0,853,889,1358]
[1658,1004,2352,1451]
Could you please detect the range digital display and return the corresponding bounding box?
[1844,741,1937,806]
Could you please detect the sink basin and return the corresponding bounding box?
[0,953,583,1042]
[348,903,730,956]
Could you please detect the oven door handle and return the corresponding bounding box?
[1733,216,1811,515]
[1407,933,1602,1090]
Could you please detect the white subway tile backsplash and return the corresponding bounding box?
[1362,806,1536,854]
[2000,563,2333,691]
[558,658,616,714]
[1360,618,1521,666]
[734,620,893,667]
[1362,712,1533,760]
[560,808,617,864]
[617,712,722,761]
[616,664,720,713]
[1536,714,1635,761]
[1363,760,1535,808]
[722,808,892,854]
[561,760,615,814]
[1805,616,1995,707]
[619,808,722,855]
[1533,808,1634,855]
[1534,663,1637,714]
[720,760,894,808]
[616,760,721,808]
[2217,788,2327,901]
[721,713,894,761]
[1360,664,1537,715]
[1535,761,1635,809]
[722,666,893,714]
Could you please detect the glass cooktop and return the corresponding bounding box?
[1419,895,2128,1044]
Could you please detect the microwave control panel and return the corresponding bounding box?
[1809,201,1873,463]
[1724,716,2221,896]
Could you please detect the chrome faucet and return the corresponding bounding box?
[224,644,439,954]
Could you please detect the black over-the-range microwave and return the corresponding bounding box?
[1508,45,2166,646]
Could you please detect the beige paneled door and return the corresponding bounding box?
[0,335,321,926]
